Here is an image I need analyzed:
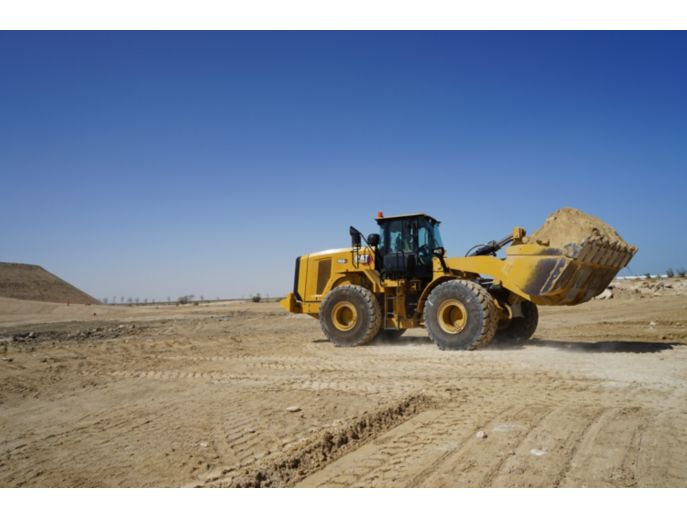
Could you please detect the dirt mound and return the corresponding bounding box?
[0,263,100,305]
[527,207,629,249]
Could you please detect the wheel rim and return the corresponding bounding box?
[331,301,358,331]
[437,299,468,334]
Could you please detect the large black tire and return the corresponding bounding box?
[320,285,382,347]
[425,280,498,350]
[374,328,406,343]
[495,300,538,343]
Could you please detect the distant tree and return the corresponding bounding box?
[666,268,675,278]
[135,297,140,304]
[644,273,652,279]
[102,297,108,304]
[167,296,171,303]
[120,296,125,304]
[127,297,132,304]
[144,298,148,304]
[177,295,194,304]
[252,293,262,303]
[200,295,204,302]
[677,268,687,278]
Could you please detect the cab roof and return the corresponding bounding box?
[375,212,441,224]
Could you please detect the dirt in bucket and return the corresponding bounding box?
[526,207,630,248]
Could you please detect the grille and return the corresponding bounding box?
[316,259,331,294]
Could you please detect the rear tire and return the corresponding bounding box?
[495,300,538,343]
[425,280,498,350]
[320,285,382,347]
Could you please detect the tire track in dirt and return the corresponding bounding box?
[202,393,434,487]
[298,389,659,488]
[105,369,298,389]
[299,403,555,487]
[472,406,554,487]
[488,406,609,487]
[557,407,644,486]
[406,407,536,487]
[296,398,471,488]
[634,409,687,487]
[187,386,412,485]
[2,403,175,486]
[552,407,609,486]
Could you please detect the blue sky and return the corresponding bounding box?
[1,31,685,301]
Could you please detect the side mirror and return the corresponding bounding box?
[433,247,446,257]
[349,226,362,248]
[367,233,380,247]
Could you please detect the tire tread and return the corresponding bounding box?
[320,285,382,347]
[425,279,498,350]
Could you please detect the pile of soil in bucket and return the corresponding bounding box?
[526,207,630,249]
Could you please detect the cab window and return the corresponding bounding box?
[417,220,433,265]
[388,220,415,253]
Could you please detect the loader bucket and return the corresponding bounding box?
[495,208,637,305]
[502,234,637,305]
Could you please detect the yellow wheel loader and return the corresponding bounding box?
[280,209,637,350]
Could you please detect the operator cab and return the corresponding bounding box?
[375,213,444,279]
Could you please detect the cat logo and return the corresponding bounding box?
[355,254,372,265]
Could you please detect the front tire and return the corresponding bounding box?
[425,280,498,350]
[320,285,382,347]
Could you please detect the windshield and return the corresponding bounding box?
[417,219,443,265]
[431,222,443,248]
[418,220,443,249]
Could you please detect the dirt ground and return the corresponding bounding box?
[1,283,686,487]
